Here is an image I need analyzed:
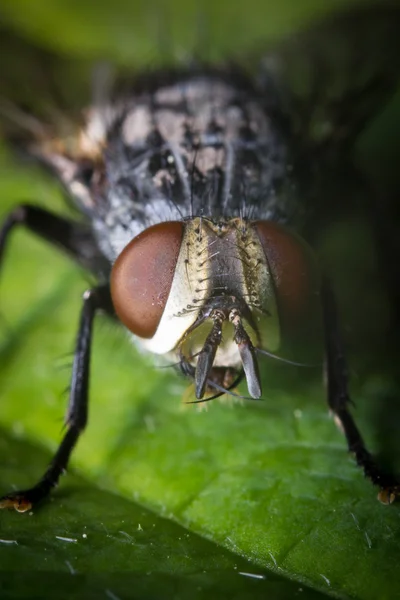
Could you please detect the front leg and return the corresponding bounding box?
[0,203,108,274]
[321,276,400,504]
[0,284,113,512]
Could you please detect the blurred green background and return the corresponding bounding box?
[0,1,400,599]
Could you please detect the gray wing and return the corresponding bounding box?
[0,27,91,147]
[0,27,108,219]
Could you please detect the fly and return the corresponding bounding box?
[0,4,400,512]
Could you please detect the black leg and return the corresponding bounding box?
[0,284,113,512]
[321,276,400,504]
[0,203,108,274]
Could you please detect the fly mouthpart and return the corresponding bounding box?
[180,359,250,403]
[192,305,262,400]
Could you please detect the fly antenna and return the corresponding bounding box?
[194,311,224,398]
[230,308,262,398]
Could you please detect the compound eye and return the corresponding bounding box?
[110,221,183,339]
[252,220,319,330]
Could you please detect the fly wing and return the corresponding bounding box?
[252,3,400,151]
[0,28,91,153]
[0,28,115,217]
[0,28,116,276]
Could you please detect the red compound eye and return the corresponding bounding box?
[110,221,184,339]
[252,220,319,331]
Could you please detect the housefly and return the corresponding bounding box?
[0,4,400,512]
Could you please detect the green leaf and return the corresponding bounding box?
[1,432,329,600]
[0,0,364,62]
[1,2,400,600]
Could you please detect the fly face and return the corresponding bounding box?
[1,4,400,512]
[110,215,318,400]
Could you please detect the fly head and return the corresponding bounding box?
[110,215,320,400]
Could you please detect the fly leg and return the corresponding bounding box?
[0,284,114,512]
[0,203,112,511]
[321,276,400,504]
[0,203,108,273]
